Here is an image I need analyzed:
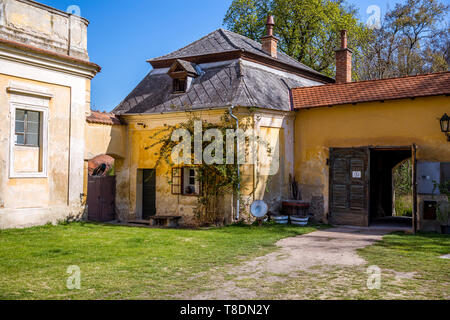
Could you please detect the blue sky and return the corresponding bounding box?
[39,0,403,112]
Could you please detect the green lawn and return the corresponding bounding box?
[356,232,450,299]
[228,232,450,300]
[0,222,319,300]
[0,223,448,300]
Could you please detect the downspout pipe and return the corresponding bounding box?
[229,106,240,221]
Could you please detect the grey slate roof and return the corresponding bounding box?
[150,28,323,78]
[113,60,320,115]
[172,59,199,76]
[113,28,331,115]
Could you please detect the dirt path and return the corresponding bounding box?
[180,227,390,300]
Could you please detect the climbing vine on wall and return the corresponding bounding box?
[146,110,271,225]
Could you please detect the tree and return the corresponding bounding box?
[224,0,371,79]
[357,0,449,80]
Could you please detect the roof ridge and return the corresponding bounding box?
[221,29,320,74]
[293,71,450,91]
[150,29,223,61]
[218,28,241,51]
[228,60,249,105]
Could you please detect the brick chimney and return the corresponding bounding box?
[261,16,278,59]
[335,30,353,83]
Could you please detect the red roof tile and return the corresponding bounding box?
[292,72,450,109]
[86,111,122,125]
[88,154,115,176]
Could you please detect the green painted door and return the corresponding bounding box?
[142,169,156,219]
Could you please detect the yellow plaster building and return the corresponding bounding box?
[0,0,99,228]
[292,72,450,232]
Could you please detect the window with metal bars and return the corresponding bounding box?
[15,109,40,147]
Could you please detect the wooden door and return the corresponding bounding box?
[329,148,370,227]
[88,176,116,222]
[142,169,156,219]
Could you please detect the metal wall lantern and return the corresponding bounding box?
[440,113,450,141]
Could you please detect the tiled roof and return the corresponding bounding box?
[88,154,115,176]
[150,28,329,80]
[113,60,321,115]
[86,111,122,125]
[292,72,450,109]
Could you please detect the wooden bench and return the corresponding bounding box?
[148,216,182,228]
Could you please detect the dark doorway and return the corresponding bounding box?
[142,169,156,219]
[329,148,370,227]
[369,148,413,228]
[88,175,116,222]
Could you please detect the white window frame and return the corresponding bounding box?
[171,166,200,196]
[9,101,49,179]
[183,167,199,195]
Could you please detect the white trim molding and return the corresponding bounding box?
[8,90,50,179]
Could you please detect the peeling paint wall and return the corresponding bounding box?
[85,122,127,160]
[83,121,127,207]
[0,0,89,60]
[0,74,71,205]
[102,108,294,225]
[0,74,76,228]
[13,146,40,172]
[0,1,97,229]
[250,111,294,216]
[294,95,450,224]
[121,111,231,225]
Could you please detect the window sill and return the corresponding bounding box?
[9,172,47,179]
[14,145,40,150]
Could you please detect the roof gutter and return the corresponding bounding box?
[228,105,240,221]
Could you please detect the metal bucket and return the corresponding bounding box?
[290,216,309,226]
[273,215,289,224]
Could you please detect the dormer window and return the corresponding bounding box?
[168,59,200,94]
[173,78,187,93]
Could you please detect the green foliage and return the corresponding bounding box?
[224,0,372,79]
[433,179,450,226]
[106,165,115,177]
[393,159,412,196]
[393,160,413,217]
[395,195,413,217]
[147,110,270,225]
[358,0,449,80]
[224,0,449,80]
[433,179,450,200]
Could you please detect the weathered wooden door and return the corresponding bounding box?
[329,148,370,227]
[142,169,156,219]
[87,176,116,222]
